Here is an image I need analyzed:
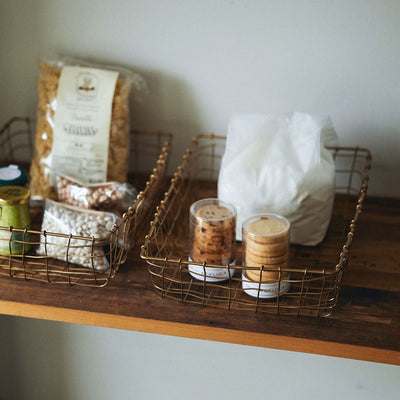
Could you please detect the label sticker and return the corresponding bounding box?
[51,66,118,183]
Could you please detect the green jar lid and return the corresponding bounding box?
[0,186,30,206]
[0,164,28,187]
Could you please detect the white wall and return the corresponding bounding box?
[0,0,399,197]
[0,315,399,400]
[0,2,399,399]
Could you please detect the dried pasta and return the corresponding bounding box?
[30,61,132,199]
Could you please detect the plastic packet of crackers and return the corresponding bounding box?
[55,173,138,216]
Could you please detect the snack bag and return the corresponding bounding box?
[55,173,138,215]
[218,112,339,245]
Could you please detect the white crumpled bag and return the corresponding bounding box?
[217,112,339,245]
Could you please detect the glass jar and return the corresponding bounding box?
[0,164,28,187]
[0,186,31,255]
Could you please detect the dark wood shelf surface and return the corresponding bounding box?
[0,196,399,365]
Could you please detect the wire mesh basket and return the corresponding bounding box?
[141,134,371,317]
[0,116,172,286]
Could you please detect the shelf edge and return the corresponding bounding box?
[0,300,399,366]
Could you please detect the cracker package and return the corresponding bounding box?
[30,58,147,200]
[55,173,138,215]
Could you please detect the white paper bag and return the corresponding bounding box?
[217,112,339,245]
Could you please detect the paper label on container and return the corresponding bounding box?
[51,66,118,184]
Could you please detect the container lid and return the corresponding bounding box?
[0,186,30,205]
[243,214,290,237]
[0,164,28,187]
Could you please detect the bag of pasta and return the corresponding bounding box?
[30,57,147,200]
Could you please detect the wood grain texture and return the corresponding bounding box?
[0,195,399,365]
[0,300,398,365]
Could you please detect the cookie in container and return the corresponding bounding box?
[188,198,236,282]
[241,213,291,299]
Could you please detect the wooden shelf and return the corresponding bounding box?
[0,196,399,365]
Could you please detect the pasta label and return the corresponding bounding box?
[51,66,119,184]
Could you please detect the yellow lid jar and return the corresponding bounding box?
[0,186,31,255]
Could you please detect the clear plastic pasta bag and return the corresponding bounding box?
[29,57,147,200]
[218,112,339,245]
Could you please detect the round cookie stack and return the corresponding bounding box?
[243,214,290,283]
[190,201,236,266]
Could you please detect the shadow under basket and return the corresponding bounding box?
[141,134,371,317]
[0,116,172,287]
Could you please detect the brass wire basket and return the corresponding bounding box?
[141,134,371,317]
[0,117,172,286]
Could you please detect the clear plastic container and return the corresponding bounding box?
[242,213,290,298]
[189,198,236,282]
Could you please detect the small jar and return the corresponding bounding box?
[242,213,290,298]
[0,164,28,187]
[188,198,236,282]
[0,186,31,255]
